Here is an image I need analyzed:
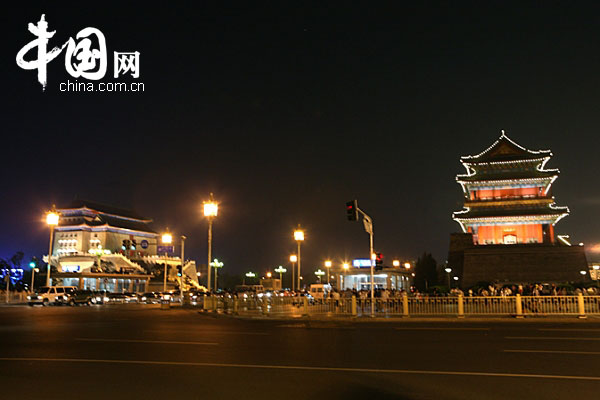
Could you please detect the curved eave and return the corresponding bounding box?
[55,223,158,237]
[453,211,569,227]
[460,131,552,161]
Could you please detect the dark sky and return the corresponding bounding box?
[3,2,600,276]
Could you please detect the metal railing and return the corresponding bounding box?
[197,293,600,319]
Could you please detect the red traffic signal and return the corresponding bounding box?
[346,200,358,221]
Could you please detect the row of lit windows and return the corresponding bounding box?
[482,238,539,244]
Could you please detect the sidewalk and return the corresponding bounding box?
[197,309,600,323]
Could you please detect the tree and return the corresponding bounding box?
[414,252,438,292]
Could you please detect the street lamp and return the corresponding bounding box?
[341,262,350,291]
[324,260,332,284]
[203,193,218,292]
[210,258,224,291]
[290,254,297,291]
[315,269,325,283]
[404,262,411,269]
[266,272,272,278]
[180,235,187,301]
[294,226,304,289]
[275,266,286,287]
[161,232,172,292]
[445,267,452,289]
[45,208,59,286]
[392,260,400,267]
[244,271,255,285]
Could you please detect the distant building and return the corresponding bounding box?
[341,259,413,291]
[53,199,158,258]
[48,199,199,292]
[449,132,588,287]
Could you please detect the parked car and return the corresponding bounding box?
[308,284,332,300]
[123,292,139,303]
[160,290,182,303]
[140,292,161,304]
[63,289,98,306]
[28,286,76,306]
[107,293,128,303]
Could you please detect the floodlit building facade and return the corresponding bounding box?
[448,132,588,287]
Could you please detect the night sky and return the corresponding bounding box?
[3,2,600,276]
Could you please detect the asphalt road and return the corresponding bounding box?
[1,305,599,399]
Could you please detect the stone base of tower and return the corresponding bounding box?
[448,233,590,288]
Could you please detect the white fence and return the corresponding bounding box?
[199,294,600,318]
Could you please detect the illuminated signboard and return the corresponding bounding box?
[63,265,81,273]
[353,259,372,268]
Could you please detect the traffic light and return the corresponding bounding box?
[346,200,359,221]
[122,239,130,251]
[29,261,36,268]
[130,239,137,250]
[176,265,182,277]
[375,253,383,270]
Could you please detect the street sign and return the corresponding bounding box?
[353,259,372,268]
[157,245,175,254]
[141,239,149,249]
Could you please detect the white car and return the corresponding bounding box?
[28,286,76,306]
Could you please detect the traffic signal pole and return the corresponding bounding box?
[346,200,375,317]
[359,211,375,318]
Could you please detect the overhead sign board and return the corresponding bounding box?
[353,259,372,268]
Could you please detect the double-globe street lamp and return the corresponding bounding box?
[244,271,256,285]
[211,259,224,291]
[204,194,218,292]
[274,266,286,288]
[445,267,452,289]
[45,208,59,286]
[315,269,325,283]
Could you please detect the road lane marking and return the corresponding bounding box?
[144,330,269,335]
[539,328,600,332]
[0,357,598,381]
[75,338,219,345]
[505,336,600,341]
[395,327,490,331]
[504,350,600,355]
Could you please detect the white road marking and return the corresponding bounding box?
[539,328,600,332]
[75,338,219,345]
[505,336,600,341]
[144,330,269,335]
[504,349,600,355]
[395,327,490,331]
[0,357,599,381]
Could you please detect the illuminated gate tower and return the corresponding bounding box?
[453,131,569,246]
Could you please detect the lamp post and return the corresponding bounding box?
[445,267,452,289]
[294,226,304,290]
[324,260,332,284]
[275,266,286,289]
[29,261,38,292]
[162,232,172,292]
[392,260,400,268]
[180,235,186,301]
[244,271,255,286]
[341,262,349,290]
[45,209,59,286]
[211,259,224,291]
[204,193,218,292]
[290,254,297,291]
[315,269,325,283]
